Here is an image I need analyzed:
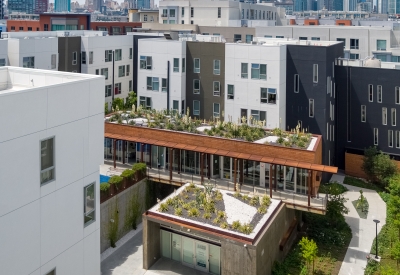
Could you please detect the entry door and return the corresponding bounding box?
[195,240,209,272]
[182,236,194,267]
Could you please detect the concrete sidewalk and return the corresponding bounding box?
[330,174,386,275]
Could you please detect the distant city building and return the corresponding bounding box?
[55,0,71,12]
[378,0,388,13]
[137,0,151,9]
[35,0,49,13]
[0,0,5,19]
[8,0,35,14]
[388,0,400,14]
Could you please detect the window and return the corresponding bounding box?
[396,87,400,104]
[309,99,314,117]
[213,60,220,75]
[193,100,200,115]
[251,63,267,79]
[361,105,366,122]
[213,81,220,96]
[129,48,133,59]
[383,107,387,125]
[140,56,152,70]
[396,131,400,148]
[392,108,396,126]
[374,128,379,145]
[261,88,276,104]
[264,35,272,38]
[299,37,307,40]
[218,7,221,18]
[276,36,284,38]
[169,20,176,24]
[193,79,200,94]
[115,83,121,95]
[294,74,299,93]
[44,24,48,31]
[263,11,265,20]
[350,53,359,60]
[368,84,373,102]
[45,268,56,275]
[241,63,248,78]
[146,77,159,91]
[311,37,320,41]
[0,59,6,66]
[182,58,186,73]
[41,137,55,185]
[126,65,130,76]
[144,14,148,21]
[115,49,122,61]
[173,58,179,72]
[72,51,77,65]
[182,7,184,16]
[126,26,132,32]
[51,54,56,69]
[10,26,15,31]
[173,100,179,113]
[246,35,253,43]
[191,20,194,25]
[182,20,184,24]
[84,183,95,226]
[140,96,152,109]
[234,34,242,42]
[162,9,168,17]
[129,80,132,91]
[162,78,167,92]
[112,27,121,34]
[194,58,200,73]
[101,68,108,80]
[377,40,387,51]
[227,85,234,100]
[350,39,359,49]
[82,51,86,64]
[389,130,394,147]
[23,56,35,68]
[250,110,266,123]
[118,65,125,77]
[213,33,220,36]
[213,103,220,118]
[19,27,24,31]
[377,85,382,103]
[191,7,194,17]
[313,64,318,83]
[105,50,112,62]
[89,51,93,64]
[105,85,112,97]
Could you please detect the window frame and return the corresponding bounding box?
[23,56,35,68]
[368,84,373,102]
[115,83,122,95]
[139,96,152,109]
[383,107,387,125]
[105,85,112,97]
[396,130,400,148]
[105,50,112,62]
[84,182,96,227]
[377,85,382,103]
[81,51,86,64]
[146,77,159,91]
[377,39,387,51]
[309,99,314,118]
[89,51,93,64]
[140,56,152,70]
[173,58,179,72]
[374,128,379,145]
[51,54,56,69]
[193,79,200,94]
[129,48,133,59]
[193,100,200,115]
[194,58,200,73]
[118,65,125,77]
[72,51,77,65]
[213,103,220,119]
[241,63,248,78]
[361,105,366,122]
[389,130,394,148]
[162,78,167,92]
[101,68,109,80]
[313,64,318,83]
[182,58,186,73]
[213,60,220,75]
[294,74,299,93]
[40,137,55,186]
[227,84,234,100]
[350,38,359,50]
[218,7,221,18]
[213,81,220,96]
[173,100,179,113]
[392,108,396,126]
[396,87,400,104]
[114,49,122,61]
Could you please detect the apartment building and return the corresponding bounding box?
[0,39,7,66]
[0,66,104,275]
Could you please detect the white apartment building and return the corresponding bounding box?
[0,67,104,275]
[158,0,281,27]
[0,39,7,66]
[7,37,58,70]
[137,37,186,112]
[225,39,287,129]
[80,34,134,108]
[256,25,400,61]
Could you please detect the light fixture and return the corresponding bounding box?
[244,244,247,247]
[187,229,190,232]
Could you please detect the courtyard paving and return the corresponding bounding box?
[330,174,387,275]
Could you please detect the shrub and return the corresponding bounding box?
[242,194,250,201]
[175,208,183,216]
[204,202,215,213]
[262,195,271,206]
[239,223,253,234]
[277,137,285,144]
[217,210,226,219]
[158,203,169,212]
[132,162,147,176]
[213,217,221,224]
[258,205,267,214]
[166,197,175,206]
[182,203,190,210]
[188,208,200,217]
[250,196,259,206]
[108,175,123,190]
[220,222,228,229]
[318,181,348,194]
[231,220,242,230]
[215,191,223,201]
[203,212,212,219]
[233,192,241,198]
[121,169,135,180]
[100,182,110,192]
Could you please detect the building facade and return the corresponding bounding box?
[8,0,35,14]
[55,0,71,12]
[0,39,7,66]
[0,66,104,275]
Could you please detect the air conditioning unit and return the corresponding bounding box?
[64,31,70,37]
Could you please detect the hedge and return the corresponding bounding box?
[100,182,110,192]
[121,169,135,179]
[108,175,123,188]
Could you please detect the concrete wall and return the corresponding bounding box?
[100,178,147,252]
[142,217,161,269]
[0,40,7,66]
[198,26,256,43]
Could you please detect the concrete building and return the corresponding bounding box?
[0,66,104,275]
[55,0,71,12]
[0,0,5,19]
[8,0,35,14]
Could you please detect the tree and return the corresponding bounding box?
[388,174,400,239]
[374,152,398,187]
[124,91,137,110]
[299,237,318,274]
[326,185,349,227]
[362,146,378,182]
[391,241,400,267]
[356,189,368,212]
[112,98,124,112]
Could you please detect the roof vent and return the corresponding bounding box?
[164,33,172,40]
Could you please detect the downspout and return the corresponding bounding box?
[167,60,170,110]
[112,50,115,102]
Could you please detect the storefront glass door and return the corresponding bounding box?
[182,236,194,267]
[195,241,208,271]
[209,244,221,275]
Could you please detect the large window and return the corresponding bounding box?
[193,79,200,94]
[294,74,299,93]
[41,137,55,185]
[389,130,394,147]
[377,40,387,51]
[227,84,234,100]
[140,96,152,109]
[260,88,276,104]
[383,107,387,125]
[350,53,359,60]
[173,100,179,113]
[23,56,35,68]
[350,39,359,49]
[101,68,108,80]
[234,34,242,42]
[191,7,194,17]
[173,58,179,72]
[377,85,382,103]
[392,108,396,126]
[369,84,373,102]
[313,64,318,83]
[84,183,95,226]
[218,7,221,18]
[374,128,379,145]
[246,35,253,43]
[140,56,152,70]
[147,77,159,91]
[213,103,220,118]
[250,110,266,123]
[309,99,314,117]
[82,51,86,64]
[251,63,266,79]
[213,60,220,75]
[162,78,167,92]
[194,58,200,73]
[115,83,121,95]
[115,49,122,61]
[361,105,366,122]
[51,54,56,69]
[241,63,248,78]
[105,85,112,97]
[213,81,220,96]
[0,58,5,66]
[193,100,200,115]
[105,50,112,62]
[118,65,125,77]
[126,65,130,76]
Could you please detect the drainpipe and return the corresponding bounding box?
[112,50,115,102]
[167,60,170,111]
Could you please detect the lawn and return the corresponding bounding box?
[343,176,391,202]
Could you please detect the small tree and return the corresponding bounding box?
[356,189,368,212]
[299,237,318,274]
[391,241,400,267]
[362,146,378,182]
[125,91,137,110]
[373,152,398,187]
[112,98,124,112]
[326,185,349,227]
